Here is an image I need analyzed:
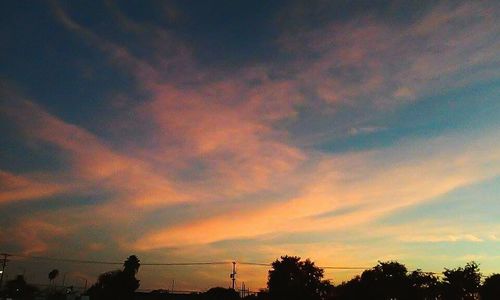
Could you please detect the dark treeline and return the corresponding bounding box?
[255,256,499,300]
[2,255,500,300]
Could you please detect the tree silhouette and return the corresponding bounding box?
[408,269,440,300]
[123,255,140,276]
[480,273,500,300]
[86,255,140,300]
[359,261,410,300]
[48,269,59,286]
[268,255,330,300]
[332,276,364,300]
[442,261,481,300]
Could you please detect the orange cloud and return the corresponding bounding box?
[141,76,306,196]
[0,218,69,254]
[2,2,499,279]
[49,4,307,198]
[135,128,500,249]
[0,170,65,203]
[278,1,499,109]
[1,87,190,208]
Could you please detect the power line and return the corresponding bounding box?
[142,262,230,266]
[6,253,230,266]
[4,252,457,274]
[322,266,370,270]
[238,262,271,266]
[238,261,370,270]
[7,253,369,269]
[8,254,122,265]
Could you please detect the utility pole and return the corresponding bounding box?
[0,253,9,290]
[230,261,236,290]
[241,282,246,298]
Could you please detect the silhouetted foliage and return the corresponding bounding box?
[86,255,141,300]
[359,261,410,300]
[201,287,239,300]
[331,276,363,300]
[254,289,270,300]
[268,255,331,300]
[4,275,38,300]
[480,273,500,300]
[48,269,59,284]
[442,261,481,300]
[124,255,141,276]
[407,269,440,300]
[8,254,499,300]
[332,262,442,300]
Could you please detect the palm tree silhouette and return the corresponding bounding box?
[123,255,140,276]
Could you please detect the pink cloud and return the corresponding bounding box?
[1,88,190,208]
[3,1,499,275]
[142,77,305,195]
[278,1,499,109]
[134,128,500,249]
[0,218,69,255]
[0,170,66,203]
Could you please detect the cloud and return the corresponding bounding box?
[142,78,306,195]
[0,218,69,254]
[1,85,190,208]
[401,234,484,243]
[0,170,66,203]
[49,4,307,196]
[278,1,499,109]
[2,1,500,289]
[134,127,500,249]
[348,126,386,136]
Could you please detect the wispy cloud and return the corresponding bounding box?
[1,0,500,288]
[0,170,66,203]
[135,128,500,249]
[401,234,484,243]
[348,126,387,136]
[278,1,499,110]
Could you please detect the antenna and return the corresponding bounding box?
[230,261,236,289]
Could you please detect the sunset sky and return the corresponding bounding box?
[1,0,500,291]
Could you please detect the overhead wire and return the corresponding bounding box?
[3,253,462,274]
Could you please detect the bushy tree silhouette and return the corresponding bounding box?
[86,255,141,300]
[442,261,481,300]
[332,276,364,300]
[268,255,331,300]
[359,261,410,300]
[408,269,440,300]
[333,262,440,300]
[480,273,500,300]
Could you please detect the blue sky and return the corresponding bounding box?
[1,0,499,290]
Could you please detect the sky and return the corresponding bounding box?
[1,0,500,292]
